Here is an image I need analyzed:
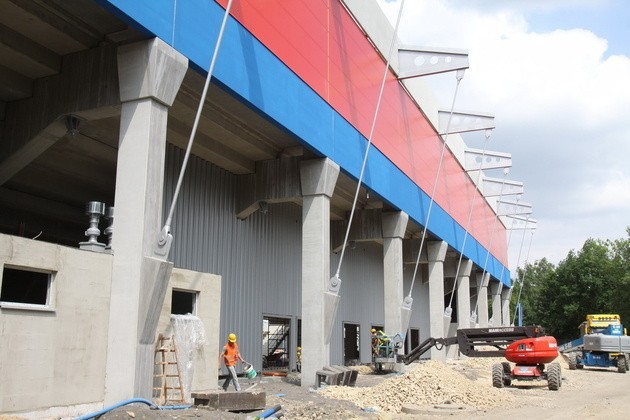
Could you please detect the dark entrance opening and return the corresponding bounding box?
[343,323,360,365]
[405,328,420,355]
[262,316,290,371]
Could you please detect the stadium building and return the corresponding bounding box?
[0,0,528,416]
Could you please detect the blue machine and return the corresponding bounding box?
[559,315,630,373]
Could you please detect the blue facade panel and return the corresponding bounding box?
[100,0,510,285]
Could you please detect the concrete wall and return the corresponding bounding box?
[156,268,221,395]
[0,234,112,414]
[0,234,220,415]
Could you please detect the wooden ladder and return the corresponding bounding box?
[153,334,186,405]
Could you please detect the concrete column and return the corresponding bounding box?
[382,212,408,352]
[475,272,490,327]
[427,240,448,361]
[501,287,512,326]
[104,38,187,404]
[456,259,473,331]
[490,281,503,326]
[300,158,339,388]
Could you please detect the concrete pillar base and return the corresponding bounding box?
[427,241,448,361]
[456,259,473,331]
[475,272,490,328]
[300,158,339,388]
[382,211,408,373]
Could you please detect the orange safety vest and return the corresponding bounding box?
[223,342,240,367]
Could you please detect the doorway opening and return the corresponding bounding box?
[296,318,302,372]
[405,328,420,355]
[262,316,290,371]
[343,323,360,366]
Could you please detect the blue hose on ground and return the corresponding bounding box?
[158,404,193,410]
[255,404,282,419]
[74,398,192,420]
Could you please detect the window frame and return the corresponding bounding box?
[170,288,198,315]
[0,264,56,312]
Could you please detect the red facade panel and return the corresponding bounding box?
[216,0,506,262]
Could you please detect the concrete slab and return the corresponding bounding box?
[315,370,342,387]
[191,390,266,411]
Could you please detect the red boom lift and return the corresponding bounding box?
[402,326,561,391]
[495,335,561,390]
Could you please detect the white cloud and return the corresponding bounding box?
[377,0,630,270]
[573,169,630,215]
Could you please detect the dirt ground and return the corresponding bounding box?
[80,357,630,419]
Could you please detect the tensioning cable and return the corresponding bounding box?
[332,0,406,282]
[405,69,465,303]
[473,197,523,323]
[156,0,235,258]
[512,224,535,325]
[445,130,492,319]
[470,168,510,323]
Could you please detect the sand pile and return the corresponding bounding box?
[348,365,374,375]
[320,360,514,413]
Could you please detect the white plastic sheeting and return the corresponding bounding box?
[166,314,206,402]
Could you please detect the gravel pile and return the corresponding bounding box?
[320,360,514,413]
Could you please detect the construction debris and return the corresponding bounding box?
[191,390,266,411]
[320,360,515,412]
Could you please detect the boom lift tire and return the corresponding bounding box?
[617,356,627,373]
[501,362,512,386]
[547,362,562,391]
[567,353,577,370]
[492,363,504,388]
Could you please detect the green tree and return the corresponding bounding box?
[549,239,617,340]
[510,258,555,327]
[511,228,630,342]
[608,227,630,325]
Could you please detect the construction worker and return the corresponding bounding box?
[220,333,245,391]
[371,329,390,356]
[296,346,302,372]
[371,328,386,372]
[371,329,379,360]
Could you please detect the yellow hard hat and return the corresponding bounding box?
[371,328,376,333]
[228,333,237,343]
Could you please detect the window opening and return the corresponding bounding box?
[171,289,196,315]
[1,266,52,306]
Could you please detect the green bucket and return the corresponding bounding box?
[244,363,257,379]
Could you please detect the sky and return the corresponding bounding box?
[376,0,630,273]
